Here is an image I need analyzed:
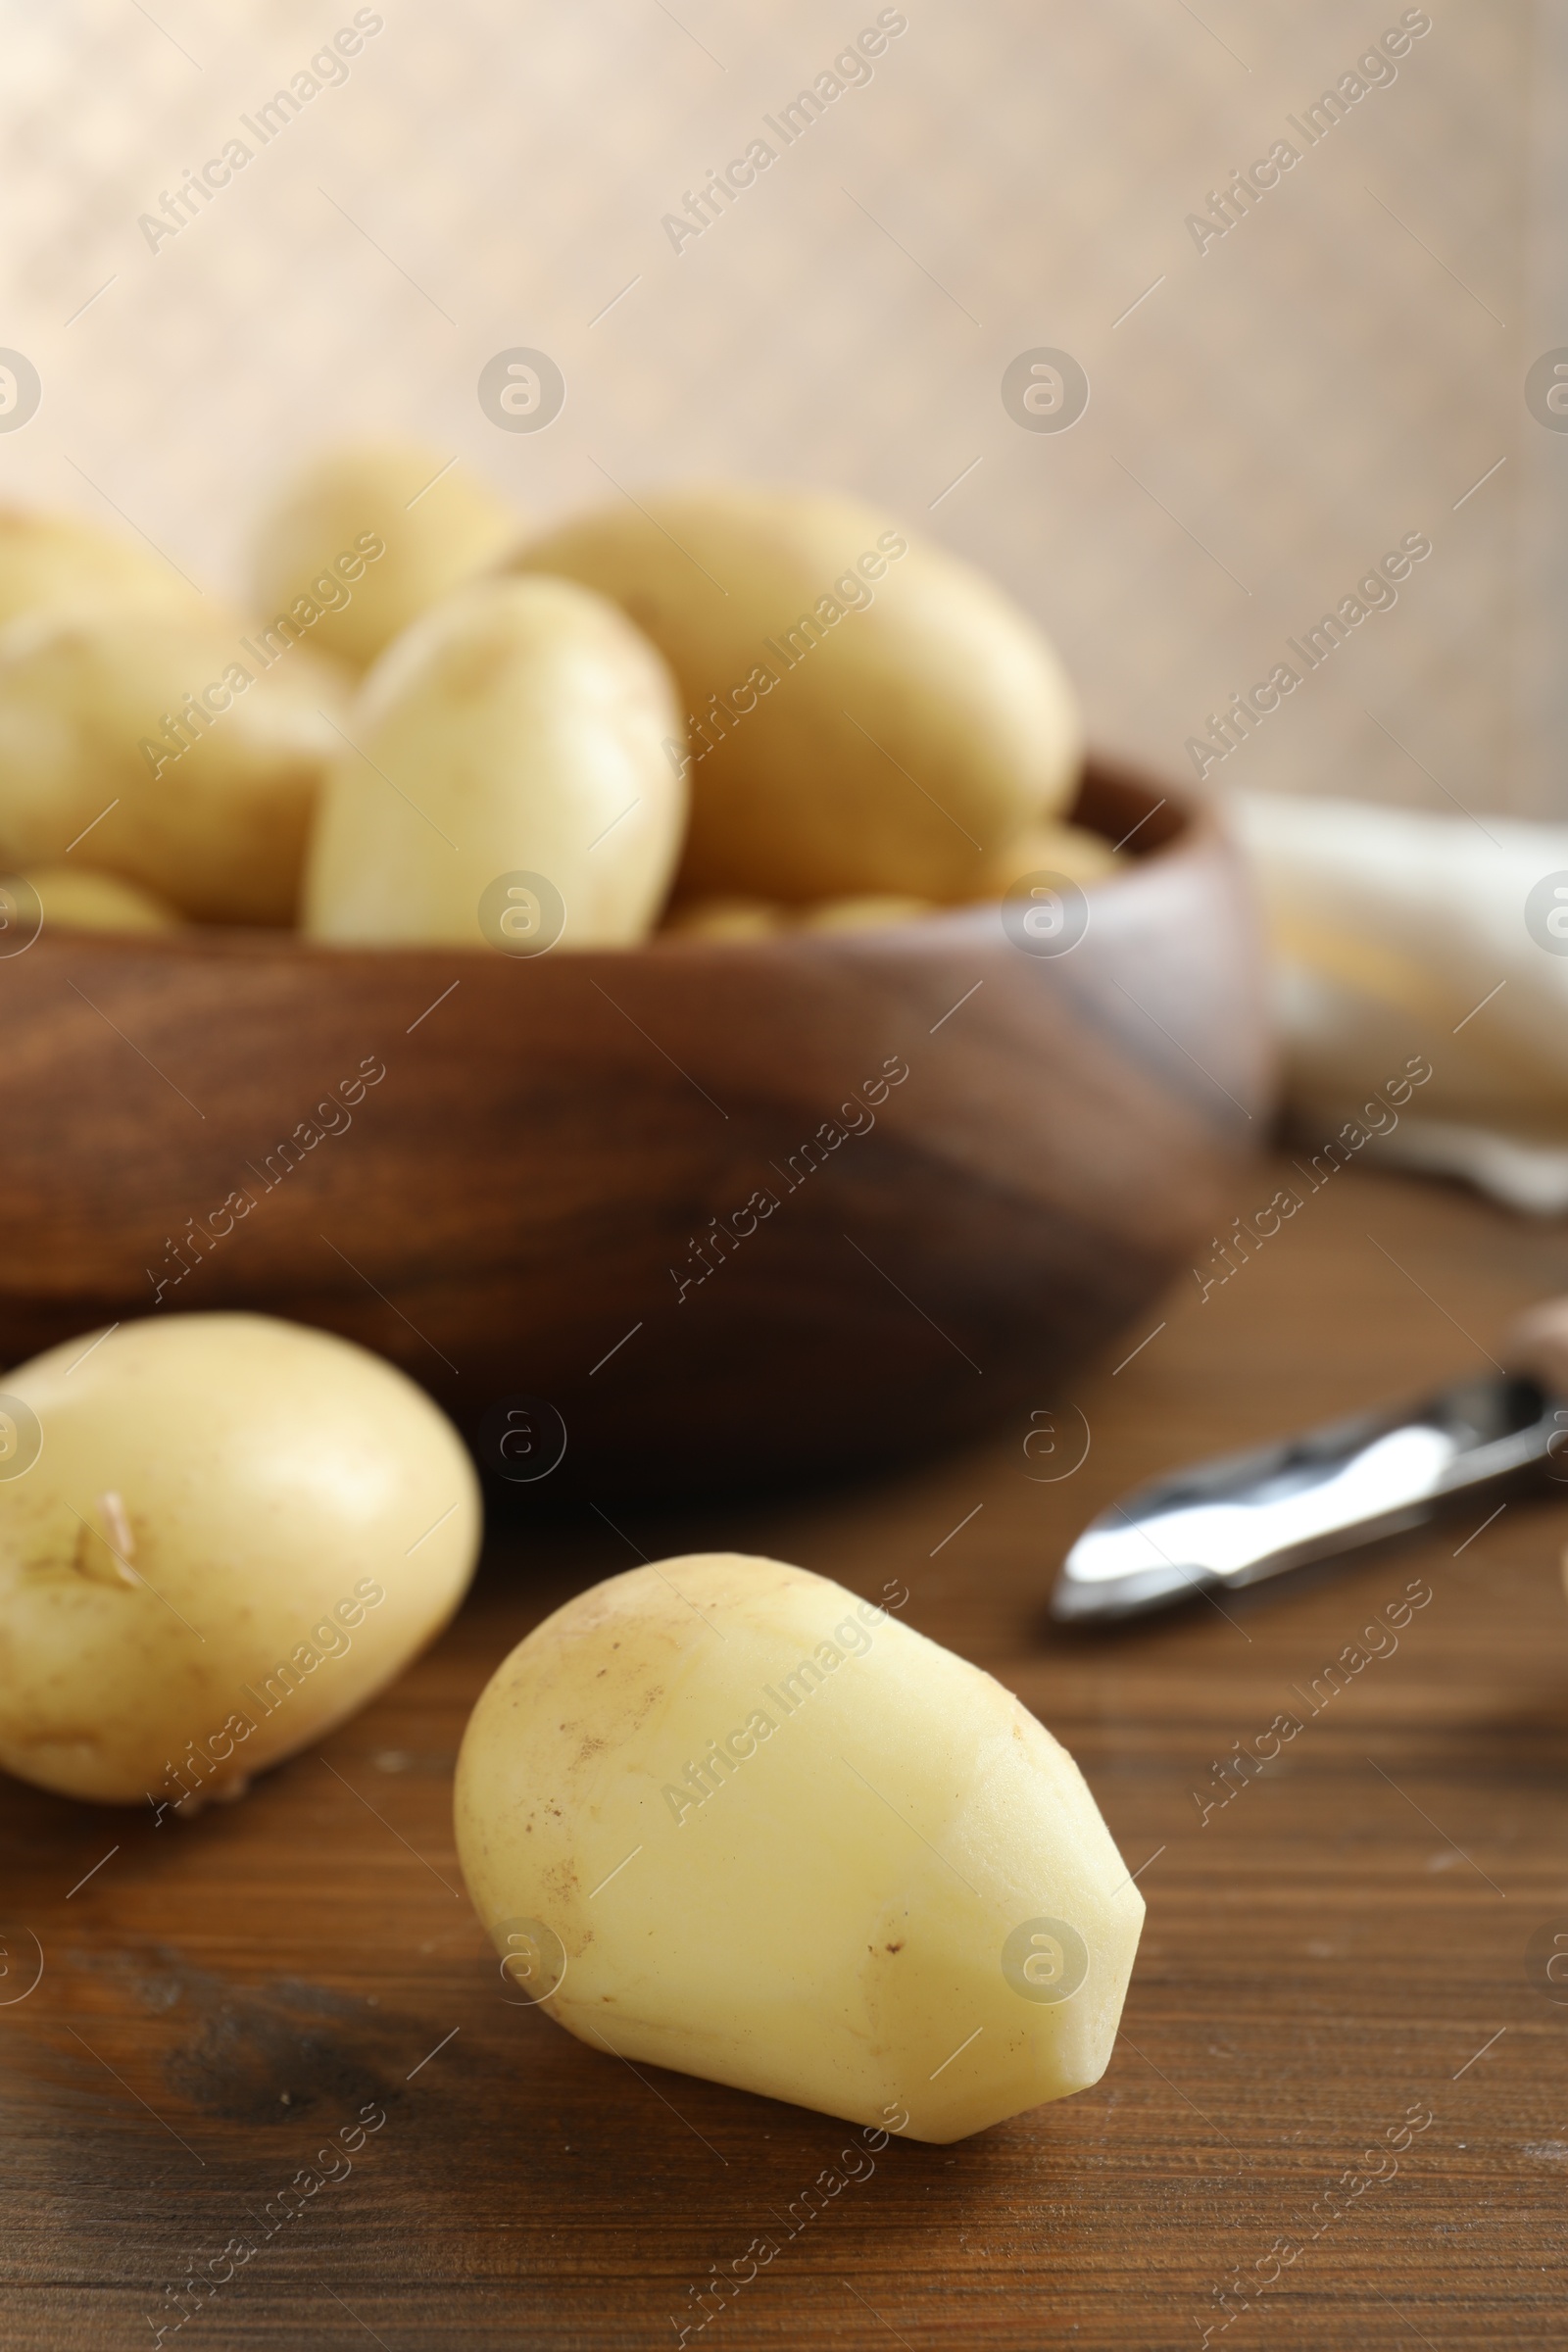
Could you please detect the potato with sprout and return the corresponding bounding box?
[0,1314,480,1808]
[456,1552,1143,2142]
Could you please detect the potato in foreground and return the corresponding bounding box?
[510,485,1084,905]
[455,1553,1143,2142]
[0,610,348,923]
[252,441,518,671]
[0,1314,480,1807]
[303,575,685,949]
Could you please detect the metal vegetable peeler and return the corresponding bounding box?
[1051,1300,1568,1625]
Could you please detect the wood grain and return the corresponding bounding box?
[0,759,1271,1492]
[4,1157,1567,2349]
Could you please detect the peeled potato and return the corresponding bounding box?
[0,610,349,924]
[252,441,518,672]
[799,894,934,932]
[662,896,787,941]
[303,575,686,950]
[664,895,934,940]
[455,1553,1143,2143]
[0,505,200,630]
[6,864,182,935]
[974,818,1119,897]
[0,1314,480,1808]
[509,485,1083,904]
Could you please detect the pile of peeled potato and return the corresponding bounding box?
[0,443,1114,947]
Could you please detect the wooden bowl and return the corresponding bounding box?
[0,758,1275,1494]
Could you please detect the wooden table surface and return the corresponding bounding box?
[5,1155,1568,2351]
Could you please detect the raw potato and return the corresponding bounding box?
[510,485,1084,904]
[974,818,1119,897]
[799,894,934,932]
[303,575,686,949]
[252,441,519,672]
[663,895,936,941]
[5,865,182,935]
[0,505,200,630]
[662,895,787,941]
[0,610,349,924]
[0,1314,480,1807]
[455,1553,1144,2143]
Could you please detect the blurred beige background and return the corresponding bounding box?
[1,0,1560,810]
